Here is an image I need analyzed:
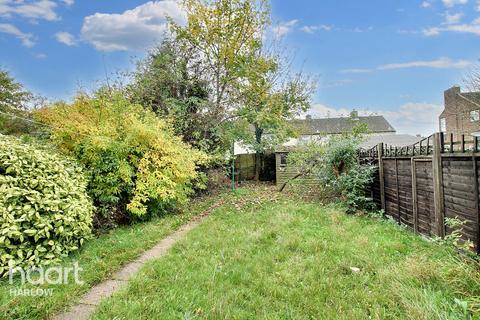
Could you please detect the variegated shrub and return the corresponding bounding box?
[0,135,93,276]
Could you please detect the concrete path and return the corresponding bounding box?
[53,200,223,320]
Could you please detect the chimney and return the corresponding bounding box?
[444,86,461,113]
[445,86,461,95]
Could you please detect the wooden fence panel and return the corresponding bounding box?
[397,159,414,228]
[415,160,435,236]
[235,154,255,181]
[372,162,381,206]
[442,157,478,249]
[360,134,480,253]
[384,159,400,222]
[476,159,480,252]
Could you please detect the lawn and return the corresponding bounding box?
[0,192,222,320]
[92,187,480,320]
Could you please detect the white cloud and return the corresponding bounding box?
[340,68,373,74]
[272,19,298,38]
[341,57,471,74]
[381,103,444,135]
[301,24,332,34]
[55,31,76,46]
[423,27,442,35]
[476,0,480,11]
[423,17,480,36]
[353,26,373,33]
[421,1,432,8]
[443,11,463,24]
[0,23,35,47]
[442,22,480,34]
[0,0,59,21]
[308,102,443,136]
[62,0,74,6]
[80,1,185,52]
[378,57,471,70]
[442,0,468,7]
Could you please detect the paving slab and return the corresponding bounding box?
[53,304,96,320]
[80,279,128,306]
[112,262,144,281]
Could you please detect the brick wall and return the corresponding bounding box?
[439,86,480,139]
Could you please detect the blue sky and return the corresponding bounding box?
[0,0,479,135]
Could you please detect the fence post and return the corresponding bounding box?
[411,159,418,233]
[473,155,480,253]
[377,143,386,213]
[432,133,445,238]
[395,158,400,224]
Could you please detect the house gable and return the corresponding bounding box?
[440,86,480,137]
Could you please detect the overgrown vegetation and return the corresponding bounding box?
[167,0,315,178]
[0,69,40,136]
[438,217,476,255]
[112,0,316,186]
[0,191,223,319]
[127,39,221,154]
[92,188,480,319]
[284,123,374,213]
[35,92,208,226]
[4,4,477,318]
[235,46,315,180]
[0,135,93,276]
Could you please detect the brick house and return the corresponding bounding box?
[439,86,480,138]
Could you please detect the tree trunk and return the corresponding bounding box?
[254,125,263,181]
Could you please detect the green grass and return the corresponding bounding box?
[92,187,480,320]
[0,192,222,320]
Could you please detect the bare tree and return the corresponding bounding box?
[464,63,480,93]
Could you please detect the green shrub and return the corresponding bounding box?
[35,92,209,224]
[0,135,93,276]
[286,125,374,213]
[336,164,375,214]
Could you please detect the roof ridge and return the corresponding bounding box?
[299,114,383,121]
[290,114,395,134]
[458,93,480,109]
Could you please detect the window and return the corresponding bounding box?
[470,110,480,122]
[280,154,288,166]
[440,118,446,132]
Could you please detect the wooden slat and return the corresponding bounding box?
[433,133,445,238]
[359,133,480,251]
[378,143,386,213]
[474,157,480,253]
[411,159,418,232]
